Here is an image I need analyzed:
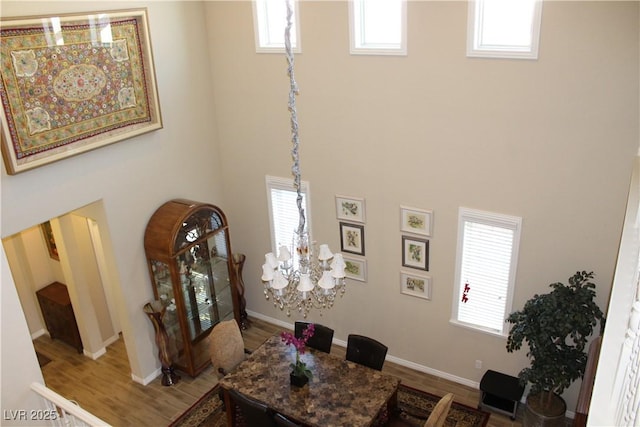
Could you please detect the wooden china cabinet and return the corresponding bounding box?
[143,199,241,377]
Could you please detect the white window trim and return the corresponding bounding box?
[450,207,522,337]
[265,175,312,255]
[252,0,301,54]
[349,0,407,56]
[466,0,543,60]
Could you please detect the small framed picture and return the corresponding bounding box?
[40,221,59,261]
[400,271,432,300]
[343,256,367,282]
[402,236,429,271]
[335,195,366,223]
[400,206,433,237]
[340,222,365,256]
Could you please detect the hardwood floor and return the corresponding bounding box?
[33,317,522,427]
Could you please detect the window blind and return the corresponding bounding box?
[266,176,309,263]
[454,208,521,335]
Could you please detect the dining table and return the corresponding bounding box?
[218,333,401,427]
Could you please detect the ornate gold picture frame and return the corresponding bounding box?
[0,8,162,174]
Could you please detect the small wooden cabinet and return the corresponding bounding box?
[144,199,241,377]
[36,282,83,353]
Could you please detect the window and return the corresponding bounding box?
[467,0,543,59]
[253,0,301,53]
[265,175,311,258]
[451,208,522,336]
[349,0,407,56]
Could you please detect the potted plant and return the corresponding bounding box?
[506,271,605,426]
[281,323,315,387]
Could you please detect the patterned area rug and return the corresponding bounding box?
[170,384,490,427]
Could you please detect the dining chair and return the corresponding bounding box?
[345,334,388,371]
[208,319,252,406]
[295,321,334,353]
[227,388,277,427]
[208,319,249,378]
[274,412,302,427]
[423,393,454,427]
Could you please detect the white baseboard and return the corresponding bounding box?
[83,347,106,360]
[247,310,293,330]
[132,368,161,386]
[31,329,47,340]
[103,333,120,347]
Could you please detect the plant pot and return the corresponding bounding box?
[290,373,309,387]
[523,392,567,427]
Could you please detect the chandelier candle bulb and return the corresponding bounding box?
[261,264,275,282]
[273,271,289,291]
[297,273,315,292]
[278,246,293,267]
[319,271,336,290]
[265,253,279,269]
[331,254,347,278]
[318,244,333,260]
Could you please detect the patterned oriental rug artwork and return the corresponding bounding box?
[0,10,161,173]
[170,384,490,427]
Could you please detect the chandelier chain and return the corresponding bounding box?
[285,0,306,236]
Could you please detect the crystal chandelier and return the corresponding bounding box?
[260,0,347,317]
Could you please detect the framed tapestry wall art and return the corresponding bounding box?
[0,8,162,174]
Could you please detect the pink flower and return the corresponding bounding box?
[280,323,316,354]
[281,323,316,379]
[281,325,314,354]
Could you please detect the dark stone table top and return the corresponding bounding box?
[219,334,400,427]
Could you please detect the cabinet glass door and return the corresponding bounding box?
[208,230,234,322]
[177,243,219,340]
[150,260,183,363]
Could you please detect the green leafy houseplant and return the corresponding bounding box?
[506,271,605,414]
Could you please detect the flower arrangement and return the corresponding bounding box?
[281,323,315,381]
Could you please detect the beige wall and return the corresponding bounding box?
[206,0,639,412]
[0,0,638,421]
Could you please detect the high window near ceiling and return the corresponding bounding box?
[253,0,301,53]
[349,0,407,56]
[265,175,311,261]
[467,0,543,59]
[451,208,522,336]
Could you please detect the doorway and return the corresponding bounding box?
[2,200,130,372]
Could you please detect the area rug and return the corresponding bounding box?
[169,384,490,427]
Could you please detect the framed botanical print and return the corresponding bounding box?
[340,222,365,256]
[343,256,367,282]
[400,206,433,237]
[335,195,365,223]
[402,235,429,271]
[400,271,431,300]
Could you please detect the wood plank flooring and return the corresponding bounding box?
[33,317,522,427]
